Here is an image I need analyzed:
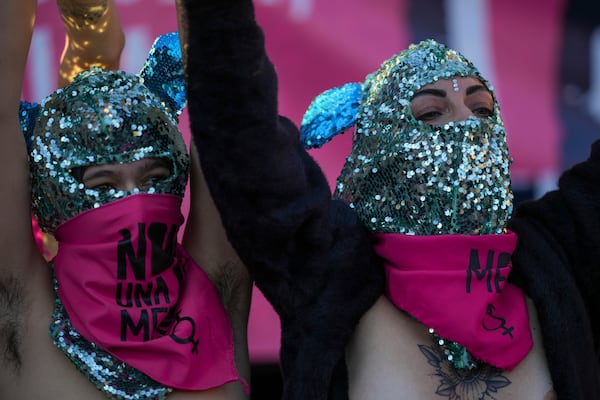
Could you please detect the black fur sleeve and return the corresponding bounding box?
[508,140,600,398]
[180,1,385,399]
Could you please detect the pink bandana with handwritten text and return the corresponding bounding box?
[375,231,533,370]
[53,194,242,391]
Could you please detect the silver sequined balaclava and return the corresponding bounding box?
[19,33,194,399]
[302,39,513,235]
[28,68,189,233]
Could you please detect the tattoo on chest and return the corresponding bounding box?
[419,343,511,400]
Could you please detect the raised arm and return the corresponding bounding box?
[32,0,125,261]
[182,145,253,394]
[178,1,384,399]
[171,1,252,390]
[0,0,41,283]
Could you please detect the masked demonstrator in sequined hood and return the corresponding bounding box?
[301,39,556,398]
[6,21,249,400]
[323,41,512,236]
[177,0,600,397]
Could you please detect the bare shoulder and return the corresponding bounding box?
[346,296,555,400]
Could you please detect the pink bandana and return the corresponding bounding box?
[53,194,242,391]
[375,231,533,370]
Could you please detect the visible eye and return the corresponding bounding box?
[89,183,116,192]
[78,166,120,192]
[139,165,171,190]
[472,106,494,118]
[410,94,447,124]
[414,109,444,122]
[466,88,494,119]
[141,174,169,188]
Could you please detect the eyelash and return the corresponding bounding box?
[414,106,493,121]
[472,107,494,117]
[87,173,170,192]
[415,110,442,121]
[142,174,169,185]
[90,183,114,192]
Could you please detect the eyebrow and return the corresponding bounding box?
[412,84,490,99]
[466,84,490,96]
[148,160,174,179]
[412,88,446,99]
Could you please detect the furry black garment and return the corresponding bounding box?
[180,1,385,399]
[508,140,600,399]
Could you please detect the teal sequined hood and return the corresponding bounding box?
[302,39,513,235]
[23,33,188,233]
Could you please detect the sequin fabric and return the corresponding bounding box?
[19,100,40,148]
[24,32,187,398]
[301,39,515,370]
[428,328,477,370]
[139,32,187,116]
[27,33,188,233]
[49,267,172,400]
[301,82,362,148]
[331,39,513,234]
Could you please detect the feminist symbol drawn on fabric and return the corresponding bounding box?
[482,303,514,339]
[170,311,200,354]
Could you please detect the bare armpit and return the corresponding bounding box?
[0,275,26,371]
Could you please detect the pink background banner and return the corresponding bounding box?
[25,0,589,364]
